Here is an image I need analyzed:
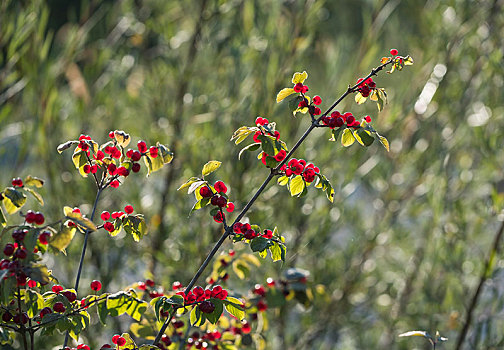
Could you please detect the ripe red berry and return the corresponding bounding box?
[262,229,273,239]
[95,150,105,161]
[137,141,147,153]
[199,186,213,198]
[257,300,268,311]
[149,146,159,158]
[346,115,355,126]
[313,96,322,105]
[161,334,172,345]
[3,244,15,256]
[25,210,37,224]
[110,180,120,188]
[108,131,115,138]
[2,311,12,322]
[39,307,52,319]
[13,312,29,324]
[101,211,110,221]
[90,280,102,291]
[293,83,303,92]
[112,334,121,344]
[103,222,114,232]
[116,166,129,177]
[12,229,26,241]
[132,162,141,172]
[244,229,256,240]
[116,336,126,346]
[52,285,63,293]
[11,177,23,187]
[199,300,215,314]
[83,164,91,174]
[15,248,27,259]
[53,302,66,313]
[90,165,98,173]
[77,345,90,350]
[27,279,37,288]
[364,115,372,123]
[145,279,155,287]
[100,344,112,349]
[63,290,77,302]
[226,202,235,213]
[216,196,227,208]
[274,150,287,162]
[213,212,224,223]
[124,205,134,214]
[34,212,45,225]
[214,181,227,194]
[390,48,398,56]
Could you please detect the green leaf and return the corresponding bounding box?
[49,225,76,253]
[404,55,414,65]
[106,291,148,321]
[97,298,109,325]
[190,306,206,327]
[238,143,260,160]
[277,176,289,186]
[265,156,278,168]
[326,184,335,203]
[2,187,27,214]
[0,207,6,227]
[276,88,296,103]
[341,128,355,147]
[206,299,223,324]
[25,289,44,317]
[202,161,222,177]
[357,129,375,146]
[289,175,305,196]
[191,197,210,214]
[72,149,88,170]
[143,143,173,177]
[230,126,255,145]
[122,214,146,242]
[329,128,343,142]
[288,95,304,112]
[250,237,272,252]
[23,187,44,206]
[178,177,200,191]
[258,135,276,156]
[350,129,365,146]
[25,263,50,284]
[187,180,205,195]
[24,176,44,188]
[120,333,136,349]
[165,295,184,306]
[378,134,390,152]
[223,298,245,320]
[108,218,123,237]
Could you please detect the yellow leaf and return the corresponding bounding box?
[341,129,355,147]
[351,129,365,146]
[379,135,390,152]
[114,130,131,148]
[289,175,305,196]
[291,71,308,84]
[276,88,295,103]
[202,161,222,177]
[404,55,414,65]
[355,92,367,104]
[398,331,428,338]
[369,90,378,102]
[381,57,389,64]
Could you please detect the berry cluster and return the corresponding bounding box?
[112,334,127,346]
[100,205,134,232]
[62,345,91,350]
[11,177,23,187]
[355,77,377,98]
[137,279,163,298]
[198,181,235,223]
[233,222,273,240]
[176,285,229,308]
[321,111,371,129]
[25,210,45,225]
[1,229,32,286]
[279,158,320,183]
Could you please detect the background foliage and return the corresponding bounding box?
[1,0,503,349]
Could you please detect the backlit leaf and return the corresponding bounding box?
[49,225,76,252]
[3,187,26,214]
[277,175,289,186]
[57,141,77,153]
[0,207,5,227]
[355,92,367,104]
[223,298,245,320]
[289,175,305,196]
[24,188,44,206]
[122,214,146,242]
[24,175,44,188]
[250,237,271,252]
[404,55,414,65]
[113,130,131,148]
[276,88,296,103]
[351,129,365,146]
[202,161,222,177]
[238,143,260,160]
[64,206,96,231]
[178,177,200,191]
[25,263,50,284]
[378,135,390,152]
[341,129,355,147]
[291,71,308,84]
[398,331,429,338]
[357,129,375,146]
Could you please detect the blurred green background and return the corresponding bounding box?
[1,0,504,349]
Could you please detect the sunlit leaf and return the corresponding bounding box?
[202,161,222,177]
[355,92,367,104]
[357,129,375,146]
[25,263,50,284]
[24,187,44,206]
[238,143,260,160]
[398,331,430,338]
[64,206,96,231]
[277,175,289,186]
[291,71,308,84]
[223,298,245,320]
[341,128,355,147]
[289,175,305,196]
[178,177,200,191]
[351,129,365,146]
[57,141,77,153]
[113,130,131,148]
[2,187,26,214]
[404,55,414,65]
[49,225,76,252]
[230,126,255,145]
[276,88,296,103]
[122,214,146,242]
[24,175,44,188]
[378,134,390,152]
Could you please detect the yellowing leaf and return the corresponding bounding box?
[351,129,365,146]
[114,130,131,148]
[291,71,308,84]
[64,206,97,231]
[50,225,76,252]
[24,176,44,188]
[341,128,355,147]
[276,88,295,103]
[0,207,6,227]
[289,175,305,196]
[202,160,221,177]
[379,135,390,152]
[178,177,200,191]
[355,92,367,104]
[2,187,27,214]
[369,90,379,102]
[404,55,414,65]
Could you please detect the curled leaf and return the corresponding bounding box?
[276,88,296,103]
[291,71,308,84]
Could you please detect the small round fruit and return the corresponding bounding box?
[198,300,215,314]
[90,280,102,291]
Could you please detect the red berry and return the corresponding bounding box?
[34,212,45,225]
[262,229,273,239]
[77,345,90,350]
[90,165,98,173]
[28,279,37,288]
[108,131,115,138]
[257,300,268,311]
[213,212,224,223]
[364,115,372,123]
[293,83,303,92]
[199,186,213,198]
[101,211,110,221]
[103,222,114,232]
[15,248,27,259]
[116,166,129,177]
[214,181,227,194]
[274,150,287,162]
[132,162,141,173]
[145,279,155,287]
[252,131,262,143]
[116,336,126,346]
[244,229,256,240]
[161,334,172,345]
[199,300,215,314]
[83,164,91,174]
[63,291,77,302]
[149,146,159,158]
[253,284,266,297]
[3,244,15,257]
[2,311,12,322]
[226,202,235,213]
[390,48,398,56]
[346,115,355,126]
[137,281,146,290]
[95,150,105,161]
[255,117,264,125]
[110,180,120,188]
[216,196,227,208]
[267,277,275,286]
[25,210,36,224]
[52,285,63,293]
[124,205,134,214]
[53,302,66,313]
[131,150,142,161]
[12,229,26,241]
[112,334,121,344]
[11,177,23,187]
[313,96,322,105]
[137,141,147,153]
[13,312,29,324]
[90,280,102,291]
[100,344,112,349]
